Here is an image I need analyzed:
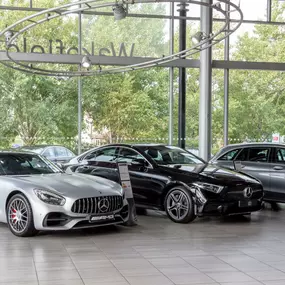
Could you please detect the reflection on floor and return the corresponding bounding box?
[0,209,285,284]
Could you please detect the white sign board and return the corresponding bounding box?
[118,163,133,199]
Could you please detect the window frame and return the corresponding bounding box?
[118,146,153,168]
[82,146,119,163]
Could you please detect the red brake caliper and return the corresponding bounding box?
[11,208,16,222]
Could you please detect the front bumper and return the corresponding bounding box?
[31,196,129,231]
[201,199,263,216]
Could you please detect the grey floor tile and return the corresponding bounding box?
[148,257,190,268]
[219,282,263,285]
[119,267,161,276]
[39,281,84,285]
[246,270,285,281]
[111,258,153,269]
[167,273,215,284]
[83,282,129,285]
[82,275,127,284]
[125,275,174,285]
[37,269,81,281]
[78,268,121,279]
[206,272,256,283]
[158,266,200,275]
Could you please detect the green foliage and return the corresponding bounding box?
[1,1,285,153]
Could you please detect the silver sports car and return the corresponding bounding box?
[0,151,129,237]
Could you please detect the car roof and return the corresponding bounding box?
[20,145,64,149]
[220,142,285,150]
[0,150,37,155]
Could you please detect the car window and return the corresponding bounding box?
[235,148,248,161]
[84,147,117,162]
[55,147,68,157]
[276,148,285,163]
[247,148,269,162]
[219,149,240,161]
[117,147,146,164]
[0,154,61,175]
[66,149,75,157]
[42,147,55,157]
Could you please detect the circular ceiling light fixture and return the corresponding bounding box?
[81,55,92,69]
[112,3,127,20]
[0,0,243,77]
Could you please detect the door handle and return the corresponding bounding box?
[273,166,283,170]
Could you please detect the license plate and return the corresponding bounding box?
[238,200,257,207]
[89,214,115,222]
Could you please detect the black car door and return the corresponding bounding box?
[117,147,167,208]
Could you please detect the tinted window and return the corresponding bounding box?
[85,147,117,162]
[276,148,285,163]
[43,147,55,157]
[0,154,61,175]
[66,149,75,157]
[55,147,68,157]
[219,149,240,161]
[248,148,269,162]
[235,148,248,161]
[117,148,146,163]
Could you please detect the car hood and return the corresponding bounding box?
[7,173,122,198]
[161,163,260,186]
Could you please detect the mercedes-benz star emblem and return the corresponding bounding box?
[244,187,253,198]
[98,198,110,213]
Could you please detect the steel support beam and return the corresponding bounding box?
[177,2,188,149]
[199,0,212,161]
[168,2,174,145]
[78,11,83,155]
[3,52,285,71]
[2,5,285,26]
[223,2,230,147]
[267,0,272,22]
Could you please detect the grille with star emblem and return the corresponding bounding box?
[71,196,123,214]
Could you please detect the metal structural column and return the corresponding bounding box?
[78,11,82,155]
[168,2,174,145]
[177,2,188,149]
[223,1,230,146]
[199,0,212,160]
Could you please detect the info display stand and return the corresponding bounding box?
[117,163,137,226]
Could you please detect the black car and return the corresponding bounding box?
[19,145,75,164]
[65,144,264,223]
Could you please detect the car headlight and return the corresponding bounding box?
[193,182,224,194]
[34,189,66,206]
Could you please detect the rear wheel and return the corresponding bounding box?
[6,194,38,237]
[164,186,196,223]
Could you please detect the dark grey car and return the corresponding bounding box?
[19,145,75,164]
[210,143,285,203]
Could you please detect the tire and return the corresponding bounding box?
[6,194,39,237]
[164,186,196,223]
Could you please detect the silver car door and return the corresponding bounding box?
[234,147,271,192]
[269,147,285,202]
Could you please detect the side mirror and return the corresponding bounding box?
[131,158,148,167]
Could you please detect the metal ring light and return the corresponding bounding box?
[0,0,243,77]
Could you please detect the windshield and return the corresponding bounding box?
[140,146,204,165]
[0,153,62,175]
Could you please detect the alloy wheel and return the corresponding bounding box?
[8,198,28,233]
[166,189,189,221]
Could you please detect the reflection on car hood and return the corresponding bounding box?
[163,163,259,185]
[8,173,122,198]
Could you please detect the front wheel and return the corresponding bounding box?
[164,186,196,223]
[6,194,38,237]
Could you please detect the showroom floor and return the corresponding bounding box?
[1,210,285,285]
